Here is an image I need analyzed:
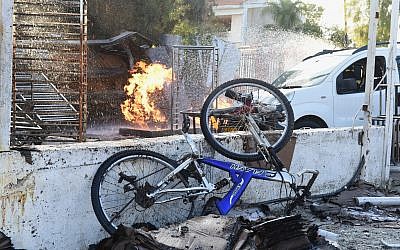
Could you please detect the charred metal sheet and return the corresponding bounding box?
[119,127,179,138]
[250,215,311,250]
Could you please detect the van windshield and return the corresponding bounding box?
[272,54,348,88]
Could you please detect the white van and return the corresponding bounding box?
[272,46,398,129]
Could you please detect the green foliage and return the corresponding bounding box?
[346,0,392,46]
[265,0,324,37]
[299,2,323,25]
[377,0,391,43]
[300,3,323,37]
[170,0,227,44]
[329,26,351,48]
[300,22,323,37]
[266,0,302,30]
[88,0,222,44]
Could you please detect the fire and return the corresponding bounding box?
[215,97,233,109]
[210,97,235,131]
[121,61,173,128]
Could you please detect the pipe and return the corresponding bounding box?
[381,239,400,248]
[361,0,379,179]
[318,229,338,243]
[355,197,400,206]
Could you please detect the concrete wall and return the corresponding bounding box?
[0,127,384,249]
[213,1,274,44]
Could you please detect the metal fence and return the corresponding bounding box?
[238,49,284,83]
[171,45,219,131]
[12,0,88,145]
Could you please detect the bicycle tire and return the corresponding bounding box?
[91,150,194,234]
[200,78,294,162]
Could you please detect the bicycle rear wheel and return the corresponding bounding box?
[91,150,194,234]
[200,78,294,162]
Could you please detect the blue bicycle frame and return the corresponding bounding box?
[147,116,318,216]
[198,157,294,215]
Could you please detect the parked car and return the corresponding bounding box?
[272,45,399,129]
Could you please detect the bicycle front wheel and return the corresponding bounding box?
[91,150,194,234]
[200,78,294,162]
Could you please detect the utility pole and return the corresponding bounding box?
[344,0,348,45]
[361,0,379,178]
[0,0,13,151]
[241,0,249,44]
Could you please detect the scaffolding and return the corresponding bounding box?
[11,0,88,145]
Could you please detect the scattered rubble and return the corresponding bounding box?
[90,180,400,250]
[300,181,400,249]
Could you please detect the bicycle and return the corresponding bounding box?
[91,78,319,234]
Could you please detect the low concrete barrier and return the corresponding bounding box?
[0,127,384,249]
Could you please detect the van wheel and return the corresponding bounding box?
[294,120,321,129]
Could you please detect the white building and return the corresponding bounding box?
[213,0,274,43]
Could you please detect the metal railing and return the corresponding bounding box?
[238,49,284,83]
[12,0,87,145]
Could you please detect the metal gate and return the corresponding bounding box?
[12,0,88,145]
[171,45,219,131]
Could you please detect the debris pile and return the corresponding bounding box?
[90,214,336,250]
[91,181,400,249]
[301,181,400,249]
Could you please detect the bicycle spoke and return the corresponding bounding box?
[200,79,293,161]
[109,197,136,223]
[93,151,194,233]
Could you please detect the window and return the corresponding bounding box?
[272,54,347,89]
[336,56,386,95]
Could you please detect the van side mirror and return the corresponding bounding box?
[337,78,358,94]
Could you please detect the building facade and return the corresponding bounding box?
[213,0,274,43]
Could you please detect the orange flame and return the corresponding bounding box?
[121,61,173,128]
[210,98,234,131]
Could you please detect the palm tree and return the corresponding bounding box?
[265,0,302,30]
